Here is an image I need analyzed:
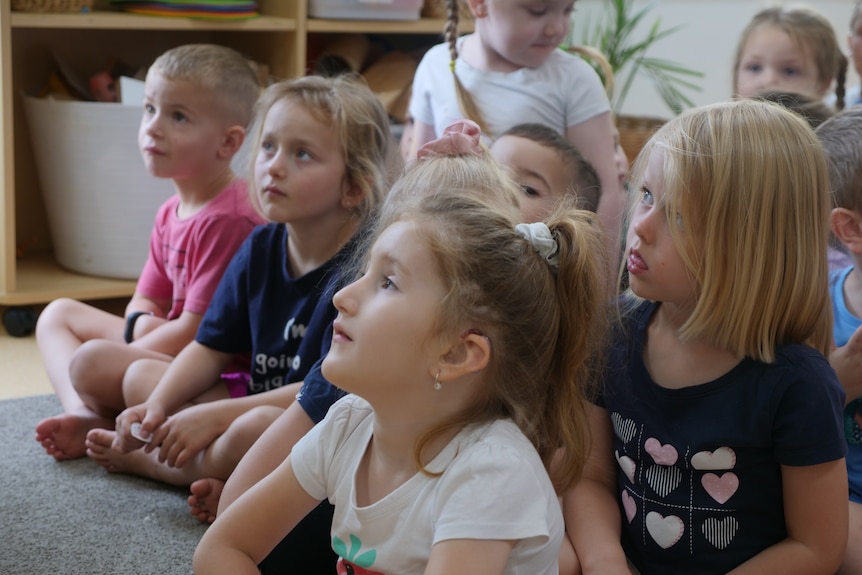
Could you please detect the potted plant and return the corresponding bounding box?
[566,0,704,159]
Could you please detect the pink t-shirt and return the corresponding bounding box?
[136,179,263,319]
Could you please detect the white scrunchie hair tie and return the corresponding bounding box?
[515,222,559,271]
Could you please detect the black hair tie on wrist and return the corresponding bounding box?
[124,311,154,344]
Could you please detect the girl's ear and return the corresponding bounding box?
[436,330,491,382]
[831,207,862,254]
[465,0,487,18]
[340,178,366,210]
[218,125,246,160]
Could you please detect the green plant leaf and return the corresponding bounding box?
[569,0,703,116]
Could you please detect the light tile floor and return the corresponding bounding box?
[0,298,128,400]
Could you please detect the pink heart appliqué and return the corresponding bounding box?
[622,490,637,523]
[644,438,678,465]
[701,472,739,504]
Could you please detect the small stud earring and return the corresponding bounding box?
[434,371,442,391]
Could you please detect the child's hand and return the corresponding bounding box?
[829,323,862,404]
[114,403,167,452]
[155,403,228,468]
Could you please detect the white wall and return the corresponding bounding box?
[569,0,859,119]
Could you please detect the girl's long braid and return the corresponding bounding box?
[446,0,489,133]
[835,53,847,111]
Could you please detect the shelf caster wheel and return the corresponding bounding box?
[3,306,38,337]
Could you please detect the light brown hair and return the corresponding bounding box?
[373,153,610,490]
[246,74,398,222]
[150,43,261,128]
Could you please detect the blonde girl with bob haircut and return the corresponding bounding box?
[564,99,848,575]
[194,148,611,574]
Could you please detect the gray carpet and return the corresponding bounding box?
[0,394,207,574]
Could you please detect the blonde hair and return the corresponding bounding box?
[149,43,262,128]
[246,74,398,222]
[733,6,847,110]
[627,99,832,361]
[372,152,609,491]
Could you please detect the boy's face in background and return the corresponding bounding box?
[491,134,569,223]
[138,71,230,180]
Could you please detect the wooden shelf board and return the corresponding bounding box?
[307,17,471,34]
[11,12,296,32]
[0,253,136,306]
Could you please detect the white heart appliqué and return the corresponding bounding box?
[691,447,736,470]
[616,451,636,483]
[646,511,684,549]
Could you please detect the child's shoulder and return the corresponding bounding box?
[202,178,264,225]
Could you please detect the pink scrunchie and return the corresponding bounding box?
[416,120,484,160]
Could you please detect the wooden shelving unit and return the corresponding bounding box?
[0,0,465,329]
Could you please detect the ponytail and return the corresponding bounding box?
[542,207,610,491]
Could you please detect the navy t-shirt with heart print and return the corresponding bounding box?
[597,298,846,575]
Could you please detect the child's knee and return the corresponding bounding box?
[122,358,166,405]
[223,406,284,452]
[36,297,81,335]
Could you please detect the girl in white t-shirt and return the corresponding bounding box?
[408,0,623,260]
[194,131,611,575]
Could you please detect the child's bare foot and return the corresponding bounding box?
[86,428,193,486]
[86,428,164,477]
[35,410,114,460]
[188,478,225,523]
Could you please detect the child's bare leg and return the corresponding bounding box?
[35,298,125,412]
[188,479,225,523]
[86,405,284,485]
[35,337,168,461]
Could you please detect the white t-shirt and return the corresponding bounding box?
[409,36,611,139]
[292,394,564,575]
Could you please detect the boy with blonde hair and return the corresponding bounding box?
[35,43,263,461]
[816,106,862,574]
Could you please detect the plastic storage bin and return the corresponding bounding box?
[309,0,422,20]
[23,95,174,280]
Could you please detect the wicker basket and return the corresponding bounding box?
[421,0,471,20]
[617,115,666,163]
[11,0,94,12]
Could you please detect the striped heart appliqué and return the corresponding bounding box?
[702,517,738,549]
[645,464,682,497]
[611,412,637,444]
